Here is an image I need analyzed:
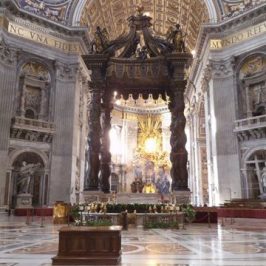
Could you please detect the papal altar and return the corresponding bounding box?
[81,191,191,204]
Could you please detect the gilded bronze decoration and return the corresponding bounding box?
[83,10,192,193]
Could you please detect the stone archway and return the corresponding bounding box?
[11,152,46,208]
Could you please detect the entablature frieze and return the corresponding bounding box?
[10,116,55,144]
[2,0,87,38]
[0,11,89,55]
[234,114,266,142]
[236,128,266,142]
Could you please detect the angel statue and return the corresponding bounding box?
[16,161,41,194]
[90,26,110,54]
[166,23,186,52]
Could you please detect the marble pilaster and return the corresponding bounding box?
[49,62,79,204]
[0,40,17,206]
[209,58,242,203]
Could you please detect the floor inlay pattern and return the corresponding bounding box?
[0,215,266,265]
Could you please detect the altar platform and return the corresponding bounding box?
[81,191,191,204]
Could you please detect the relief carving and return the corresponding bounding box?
[55,62,79,81]
[201,64,212,93]
[10,128,53,143]
[0,39,17,66]
[209,59,234,78]
[18,62,51,120]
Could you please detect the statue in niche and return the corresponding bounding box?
[156,166,170,194]
[134,164,143,180]
[143,160,156,193]
[261,166,266,193]
[16,161,41,194]
[166,24,186,52]
[144,160,156,184]
[130,179,144,193]
[131,164,144,193]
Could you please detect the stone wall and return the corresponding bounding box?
[0,29,89,207]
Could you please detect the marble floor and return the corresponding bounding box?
[0,214,266,266]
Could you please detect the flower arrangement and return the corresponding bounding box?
[180,204,196,223]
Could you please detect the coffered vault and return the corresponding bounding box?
[14,1,265,52]
[79,0,209,51]
[11,0,217,51]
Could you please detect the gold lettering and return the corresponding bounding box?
[247,29,254,37]
[17,27,24,36]
[62,43,69,51]
[7,21,81,54]
[9,24,24,37]
[54,40,62,49]
[30,31,36,39]
[210,21,266,49]
[210,40,222,49]
[69,44,78,52]
[35,34,48,44]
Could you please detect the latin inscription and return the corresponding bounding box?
[210,21,266,49]
[7,22,80,54]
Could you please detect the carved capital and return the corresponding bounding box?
[0,39,17,66]
[201,64,212,93]
[55,62,79,81]
[209,58,234,79]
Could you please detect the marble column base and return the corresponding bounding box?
[259,193,266,200]
[81,191,110,204]
[171,190,191,204]
[16,193,33,209]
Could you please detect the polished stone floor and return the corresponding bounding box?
[0,214,266,265]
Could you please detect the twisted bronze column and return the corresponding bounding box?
[100,92,113,193]
[86,82,102,190]
[168,86,188,191]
